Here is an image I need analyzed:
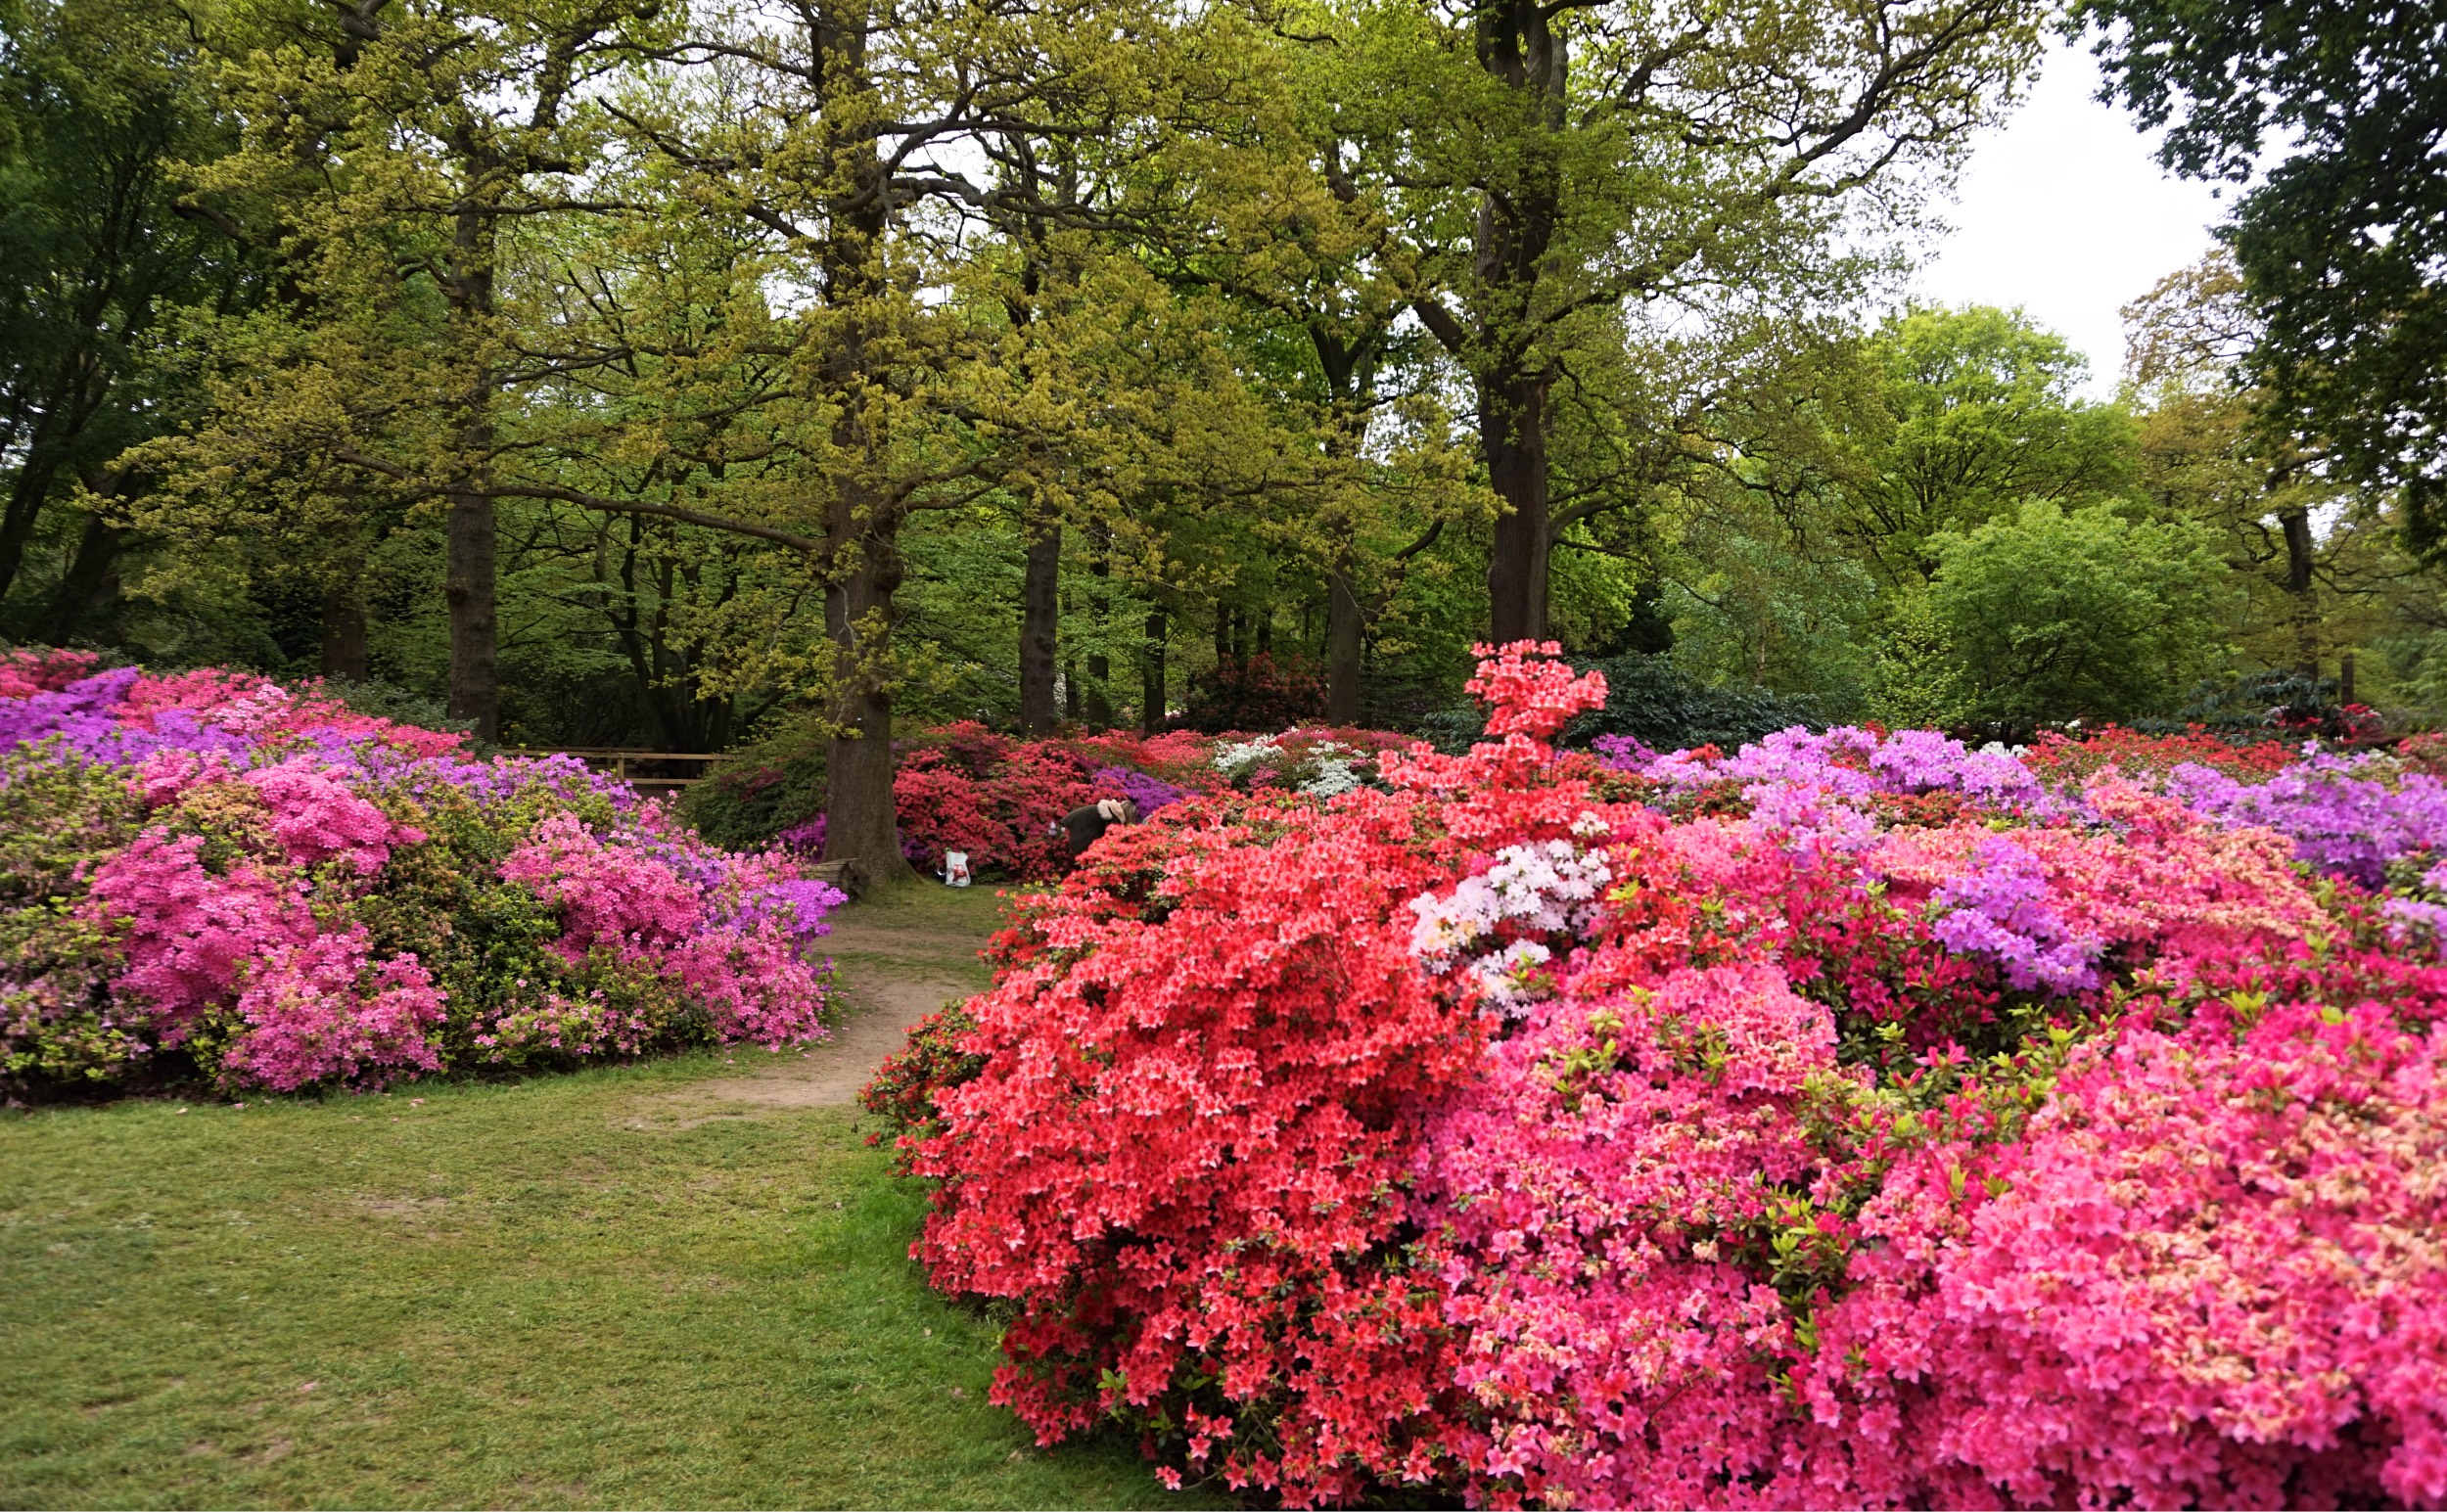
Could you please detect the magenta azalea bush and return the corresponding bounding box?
[873,644,2447,1509]
[2,649,841,1094]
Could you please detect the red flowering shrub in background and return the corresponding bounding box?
[876,642,2447,1509]
[0,647,102,698]
[742,718,1412,880]
[1180,652,1325,732]
[2021,724,2297,783]
[893,738,1100,877]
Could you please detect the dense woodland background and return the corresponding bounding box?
[5,0,2443,860]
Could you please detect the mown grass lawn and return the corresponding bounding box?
[1,886,1202,1510]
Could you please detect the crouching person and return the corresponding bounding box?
[1051,797,1137,869]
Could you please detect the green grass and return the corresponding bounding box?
[0,885,1199,1510]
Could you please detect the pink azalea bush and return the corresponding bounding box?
[2,649,841,1094]
[869,643,2447,1509]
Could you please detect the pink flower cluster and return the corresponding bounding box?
[502,813,834,1050]
[1815,988,2447,1508]
[3,647,841,1093]
[880,643,2447,1509]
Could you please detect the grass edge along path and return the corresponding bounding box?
[0,883,1210,1510]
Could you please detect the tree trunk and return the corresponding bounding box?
[1326,562,1363,724]
[2279,505,2318,674]
[444,480,498,739]
[1019,516,1061,733]
[1141,605,1167,733]
[812,6,914,885]
[1467,0,1566,646]
[822,497,914,881]
[1483,370,1553,645]
[0,450,61,607]
[320,580,369,680]
[441,201,501,741]
[1085,546,1112,729]
[43,511,120,641]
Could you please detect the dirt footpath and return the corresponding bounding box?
[636,883,1012,1125]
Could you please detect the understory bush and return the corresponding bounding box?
[2,649,842,1096]
[868,642,2447,1509]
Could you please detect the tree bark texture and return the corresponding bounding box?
[1472,0,1566,643]
[1140,606,1167,733]
[441,203,500,741]
[1019,517,1061,733]
[1326,564,1364,724]
[44,510,120,641]
[823,517,908,875]
[1482,373,1554,644]
[2280,505,2318,674]
[814,5,915,882]
[320,581,369,680]
[444,481,498,739]
[1085,547,1112,729]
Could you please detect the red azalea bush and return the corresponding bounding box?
[1181,652,1327,732]
[2022,724,2301,783]
[713,718,1415,880]
[872,643,2447,1509]
[912,796,1479,1498]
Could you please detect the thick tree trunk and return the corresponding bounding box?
[43,511,120,641]
[441,204,501,741]
[320,580,369,680]
[822,502,914,881]
[2280,505,2319,674]
[1141,606,1167,733]
[444,481,498,739]
[1019,517,1061,733]
[1464,0,1566,646]
[1085,548,1112,729]
[1483,371,1552,645]
[803,19,915,882]
[1325,564,1363,724]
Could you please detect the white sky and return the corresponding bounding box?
[1912,39,2233,396]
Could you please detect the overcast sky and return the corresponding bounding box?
[1911,39,2233,395]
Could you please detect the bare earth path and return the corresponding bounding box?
[641,882,1014,1124]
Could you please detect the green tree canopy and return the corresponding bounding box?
[2081,0,2447,552]
[1835,304,2138,584]
[1926,498,2229,727]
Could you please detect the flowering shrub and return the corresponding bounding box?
[1181,651,1326,731]
[857,999,986,1170]
[2021,723,2298,783]
[1,648,841,1095]
[712,719,1412,881]
[878,643,2447,1509]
